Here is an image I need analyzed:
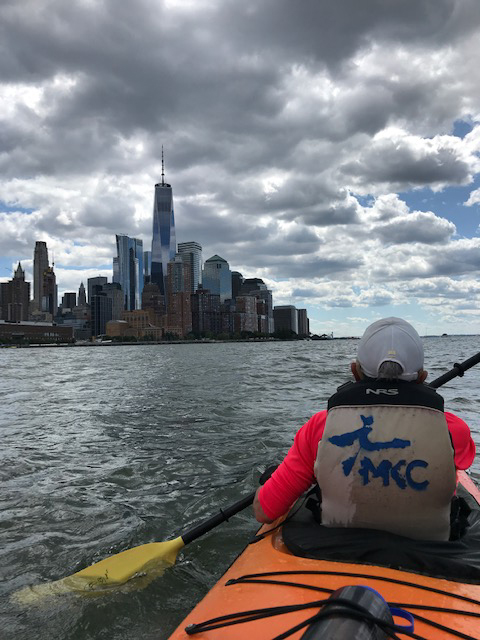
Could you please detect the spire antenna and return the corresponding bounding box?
[161,146,165,186]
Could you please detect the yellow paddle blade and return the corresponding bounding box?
[12,536,185,605]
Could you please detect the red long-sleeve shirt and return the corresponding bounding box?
[258,410,476,521]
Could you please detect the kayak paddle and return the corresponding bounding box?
[428,350,480,389]
[12,351,480,602]
[13,492,255,603]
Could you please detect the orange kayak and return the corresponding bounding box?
[169,471,480,639]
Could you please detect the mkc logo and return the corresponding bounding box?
[328,415,429,491]
[366,388,399,395]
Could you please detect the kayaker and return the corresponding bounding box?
[254,317,476,541]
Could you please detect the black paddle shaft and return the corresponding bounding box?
[181,466,278,545]
[182,492,255,545]
[181,350,480,546]
[429,351,480,389]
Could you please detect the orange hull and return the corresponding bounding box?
[170,472,480,639]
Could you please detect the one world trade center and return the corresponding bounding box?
[151,150,176,296]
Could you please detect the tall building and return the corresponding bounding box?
[233,295,258,334]
[142,282,166,323]
[87,277,107,304]
[231,271,244,300]
[191,286,221,335]
[256,297,269,335]
[33,241,49,311]
[151,150,176,297]
[90,284,113,337]
[220,299,235,334]
[0,263,30,321]
[113,257,119,283]
[78,282,87,307]
[297,309,310,337]
[103,282,124,320]
[42,266,57,316]
[202,255,232,303]
[177,241,202,293]
[143,250,152,284]
[168,255,191,294]
[239,277,274,334]
[114,234,144,311]
[166,256,192,336]
[61,292,77,310]
[239,278,267,295]
[273,305,298,334]
[273,305,298,335]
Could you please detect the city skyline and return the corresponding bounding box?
[0,233,287,343]
[1,2,480,337]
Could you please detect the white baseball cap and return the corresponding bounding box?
[357,317,424,381]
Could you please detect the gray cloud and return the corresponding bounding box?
[375,211,456,244]
[428,242,480,276]
[341,135,474,190]
[1,0,480,333]
[264,255,362,279]
[367,239,480,280]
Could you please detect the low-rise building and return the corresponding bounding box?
[112,309,165,340]
[105,320,129,338]
[0,320,74,344]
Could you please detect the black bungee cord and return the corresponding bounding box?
[185,569,480,639]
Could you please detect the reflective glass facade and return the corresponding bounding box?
[202,255,232,303]
[114,234,144,311]
[91,293,113,337]
[177,241,202,293]
[151,182,176,296]
[143,250,152,283]
[87,276,107,305]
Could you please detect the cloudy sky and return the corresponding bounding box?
[1,0,480,336]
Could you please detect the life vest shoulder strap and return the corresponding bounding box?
[328,380,444,412]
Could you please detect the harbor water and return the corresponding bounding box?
[1,337,479,639]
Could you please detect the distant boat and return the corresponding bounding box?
[442,333,448,337]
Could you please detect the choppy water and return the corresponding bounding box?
[1,337,479,640]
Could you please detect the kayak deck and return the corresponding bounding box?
[169,474,480,639]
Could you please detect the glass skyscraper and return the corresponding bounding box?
[114,234,144,310]
[177,241,202,293]
[151,155,176,297]
[202,255,232,303]
[143,250,152,283]
[87,276,107,305]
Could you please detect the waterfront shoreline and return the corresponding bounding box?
[2,334,476,349]
[0,336,357,348]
